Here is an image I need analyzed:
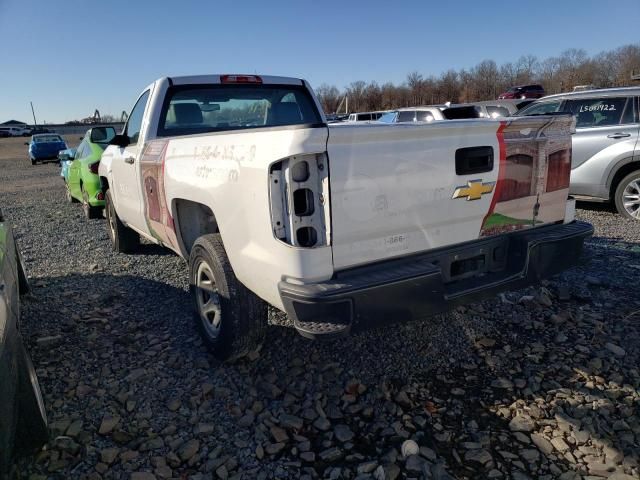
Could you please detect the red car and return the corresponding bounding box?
[498,84,545,100]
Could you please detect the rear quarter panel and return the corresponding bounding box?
[142,127,333,310]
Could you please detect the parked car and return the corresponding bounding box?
[377,105,480,123]
[25,134,67,165]
[498,84,545,100]
[99,74,591,360]
[62,127,115,219]
[0,129,11,138]
[468,100,521,118]
[517,86,640,219]
[0,126,30,137]
[28,128,52,135]
[346,111,387,122]
[0,206,48,474]
[378,107,443,123]
[573,85,599,92]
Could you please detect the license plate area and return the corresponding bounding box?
[451,254,486,279]
[439,238,509,283]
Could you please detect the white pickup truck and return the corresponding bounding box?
[99,74,593,360]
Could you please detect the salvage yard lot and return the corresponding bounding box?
[0,135,638,479]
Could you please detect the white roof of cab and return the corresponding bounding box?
[162,74,305,86]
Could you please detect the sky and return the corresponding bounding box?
[1,0,638,123]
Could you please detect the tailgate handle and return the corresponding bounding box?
[455,146,494,175]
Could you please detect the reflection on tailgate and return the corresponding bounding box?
[480,115,574,236]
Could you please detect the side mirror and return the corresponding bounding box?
[109,134,130,148]
[24,142,29,146]
[79,137,83,141]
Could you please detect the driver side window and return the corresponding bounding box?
[125,90,150,145]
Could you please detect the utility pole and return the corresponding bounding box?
[30,101,38,127]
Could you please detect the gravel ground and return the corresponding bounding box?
[1,136,638,480]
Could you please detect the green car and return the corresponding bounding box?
[62,126,116,219]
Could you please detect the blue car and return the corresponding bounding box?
[25,134,67,165]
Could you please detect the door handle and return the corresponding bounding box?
[607,133,631,139]
[124,157,135,164]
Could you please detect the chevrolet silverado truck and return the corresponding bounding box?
[99,74,593,360]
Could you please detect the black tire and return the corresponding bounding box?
[189,234,267,361]
[81,184,101,220]
[65,185,79,204]
[16,245,30,296]
[105,189,139,253]
[13,336,48,456]
[0,391,18,476]
[30,159,36,166]
[614,170,640,220]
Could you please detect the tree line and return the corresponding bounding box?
[315,44,640,114]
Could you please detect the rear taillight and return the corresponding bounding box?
[220,74,262,84]
[269,153,330,248]
[89,162,100,174]
[96,192,104,201]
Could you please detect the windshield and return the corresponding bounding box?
[33,135,63,143]
[158,84,322,137]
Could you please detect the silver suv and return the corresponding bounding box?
[518,87,640,219]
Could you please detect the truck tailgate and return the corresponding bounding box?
[327,115,574,270]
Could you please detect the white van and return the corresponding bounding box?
[0,126,30,137]
[346,111,387,122]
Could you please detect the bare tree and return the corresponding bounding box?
[314,42,639,113]
[315,84,341,113]
[346,81,367,112]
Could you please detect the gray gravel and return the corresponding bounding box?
[1,144,638,479]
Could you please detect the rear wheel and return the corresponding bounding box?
[81,184,101,219]
[189,234,267,361]
[105,189,139,252]
[614,171,640,220]
[66,185,79,203]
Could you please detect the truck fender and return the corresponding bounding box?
[171,199,220,257]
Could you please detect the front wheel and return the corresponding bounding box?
[105,190,139,252]
[13,336,48,456]
[30,159,36,166]
[614,171,640,220]
[189,234,267,361]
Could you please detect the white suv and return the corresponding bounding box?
[518,87,640,219]
[0,126,30,137]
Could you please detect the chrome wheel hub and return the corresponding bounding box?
[195,261,222,338]
[622,179,640,219]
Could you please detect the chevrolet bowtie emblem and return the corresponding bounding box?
[452,180,495,201]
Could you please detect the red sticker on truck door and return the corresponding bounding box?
[140,140,179,250]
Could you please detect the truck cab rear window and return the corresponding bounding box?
[158,84,323,137]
